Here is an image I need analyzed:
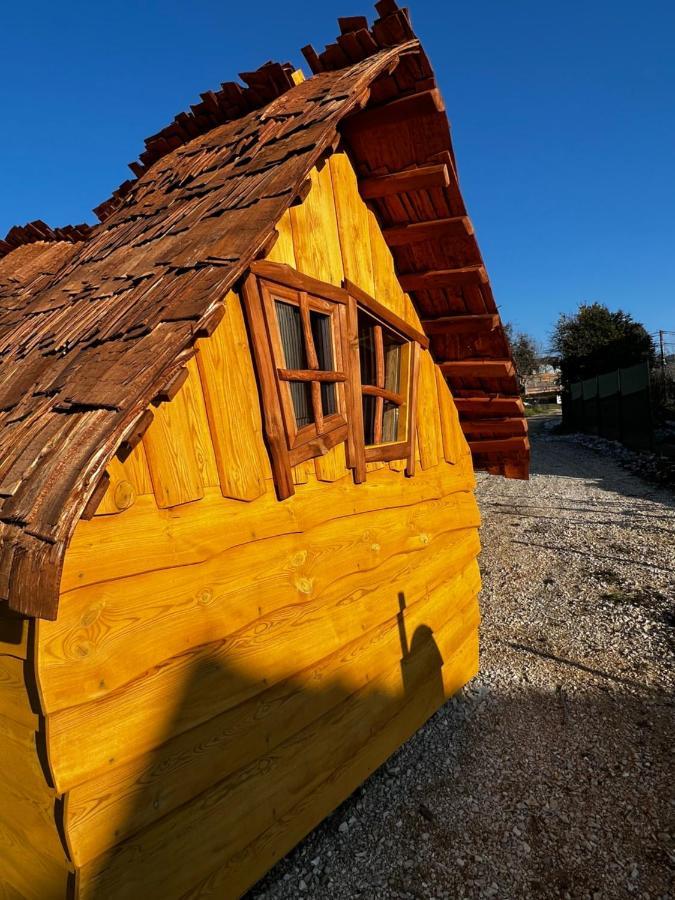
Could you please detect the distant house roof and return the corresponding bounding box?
[0,0,527,619]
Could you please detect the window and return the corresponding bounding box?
[243,262,426,500]
[344,279,423,474]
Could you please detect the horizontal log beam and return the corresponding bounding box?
[277,369,347,383]
[382,216,473,247]
[359,164,450,200]
[399,265,487,292]
[454,396,524,418]
[344,89,445,134]
[440,359,515,378]
[421,313,499,335]
[461,418,527,437]
[468,435,530,455]
[361,384,403,405]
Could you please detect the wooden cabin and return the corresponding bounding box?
[0,4,528,897]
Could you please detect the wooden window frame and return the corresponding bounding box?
[344,279,426,478]
[242,261,427,500]
[243,261,361,499]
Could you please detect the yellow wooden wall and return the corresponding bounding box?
[2,151,478,899]
[0,611,71,898]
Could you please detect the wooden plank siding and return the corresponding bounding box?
[3,153,481,899]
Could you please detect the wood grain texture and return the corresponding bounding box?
[180,630,479,900]
[196,291,270,501]
[46,523,479,795]
[416,350,444,470]
[142,378,205,508]
[64,564,479,866]
[41,500,480,771]
[75,623,478,899]
[329,152,375,295]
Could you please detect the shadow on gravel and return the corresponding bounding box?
[249,675,674,900]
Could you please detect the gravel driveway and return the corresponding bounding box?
[251,417,674,900]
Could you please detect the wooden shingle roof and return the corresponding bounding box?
[0,0,527,619]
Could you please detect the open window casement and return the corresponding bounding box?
[344,279,426,477]
[243,261,358,499]
[243,262,427,500]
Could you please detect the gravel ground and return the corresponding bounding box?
[250,417,674,900]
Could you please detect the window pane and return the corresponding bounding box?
[358,317,377,385]
[275,300,313,428]
[362,394,376,445]
[382,401,399,443]
[383,334,402,393]
[275,300,307,369]
[310,310,336,415]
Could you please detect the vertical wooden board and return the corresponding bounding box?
[368,208,406,319]
[435,366,460,465]
[416,351,444,470]
[180,358,220,488]
[267,210,296,267]
[289,164,344,287]
[196,291,270,501]
[290,163,348,484]
[119,441,153,495]
[329,152,375,295]
[142,384,205,509]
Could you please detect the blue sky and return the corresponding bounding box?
[1,0,673,348]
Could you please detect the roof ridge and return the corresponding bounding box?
[93,0,413,224]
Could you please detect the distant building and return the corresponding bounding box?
[522,363,562,403]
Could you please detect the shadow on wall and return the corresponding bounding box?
[79,593,447,899]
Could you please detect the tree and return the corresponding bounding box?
[550,302,654,385]
[504,323,540,377]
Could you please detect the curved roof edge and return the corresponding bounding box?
[0,1,527,621]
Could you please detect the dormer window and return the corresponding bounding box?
[243,262,426,499]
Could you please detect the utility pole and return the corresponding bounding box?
[659,329,667,397]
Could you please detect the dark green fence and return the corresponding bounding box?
[565,362,653,450]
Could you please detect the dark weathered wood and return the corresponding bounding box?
[421,314,499,336]
[440,360,515,379]
[358,164,450,200]
[382,216,473,247]
[151,367,189,405]
[80,473,111,520]
[343,89,444,134]
[399,265,488,292]
[117,410,155,462]
[342,279,429,348]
